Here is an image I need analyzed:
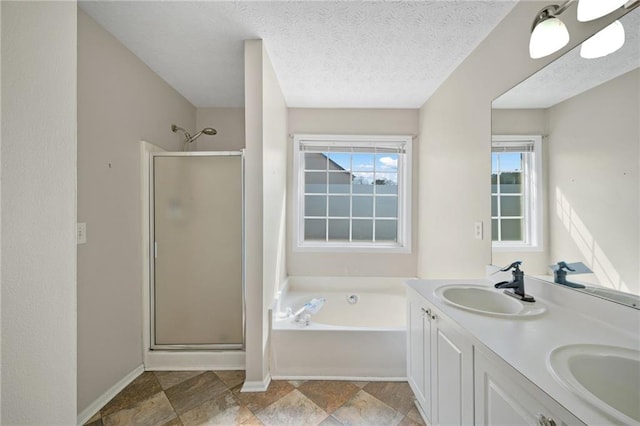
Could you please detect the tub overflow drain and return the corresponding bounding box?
[347,294,359,304]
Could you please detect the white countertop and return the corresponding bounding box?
[406,276,640,426]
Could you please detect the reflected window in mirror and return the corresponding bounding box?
[491,135,543,252]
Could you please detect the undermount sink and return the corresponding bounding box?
[434,284,546,317]
[548,344,640,424]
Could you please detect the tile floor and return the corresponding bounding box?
[84,371,427,426]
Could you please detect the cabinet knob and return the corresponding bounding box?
[537,414,556,426]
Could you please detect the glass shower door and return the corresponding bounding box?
[151,153,243,349]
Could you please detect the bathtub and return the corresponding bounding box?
[270,276,411,380]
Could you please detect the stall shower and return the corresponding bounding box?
[150,148,245,351]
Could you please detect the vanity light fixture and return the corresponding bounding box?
[580,20,625,58]
[529,4,572,59]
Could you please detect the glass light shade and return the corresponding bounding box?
[529,17,570,59]
[580,20,625,58]
[577,0,627,22]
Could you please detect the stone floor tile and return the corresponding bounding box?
[363,382,415,415]
[102,392,177,426]
[405,406,425,424]
[214,370,246,389]
[256,389,328,426]
[162,418,184,426]
[240,412,265,425]
[397,413,426,426]
[165,371,228,415]
[298,381,360,414]
[318,415,344,425]
[332,390,399,426]
[101,372,163,417]
[350,382,369,389]
[85,418,104,426]
[180,390,253,426]
[287,380,307,388]
[85,411,102,424]
[233,380,295,413]
[154,371,204,390]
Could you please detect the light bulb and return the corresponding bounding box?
[529,17,570,59]
[577,0,627,22]
[580,20,625,58]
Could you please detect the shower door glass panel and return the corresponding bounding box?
[153,154,243,348]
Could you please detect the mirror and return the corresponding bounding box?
[491,8,640,309]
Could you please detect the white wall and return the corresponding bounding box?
[77,9,195,414]
[243,40,288,388]
[287,108,419,277]
[1,2,77,423]
[547,69,639,294]
[491,109,550,274]
[417,1,628,279]
[195,107,245,151]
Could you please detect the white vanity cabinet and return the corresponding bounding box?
[407,287,474,425]
[474,347,584,426]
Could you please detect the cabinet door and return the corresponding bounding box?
[407,290,432,421]
[433,312,474,426]
[475,348,585,426]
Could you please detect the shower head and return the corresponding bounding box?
[171,124,218,151]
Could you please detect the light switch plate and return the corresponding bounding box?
[77,222,87,244]
[474,221,483,240]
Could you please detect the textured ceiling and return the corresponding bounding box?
[493,7,640,109]
[79,0,517,108]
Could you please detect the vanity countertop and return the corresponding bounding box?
[406,277,640,426]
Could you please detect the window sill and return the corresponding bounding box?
[295,242,411,254]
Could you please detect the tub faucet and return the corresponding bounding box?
[553,261,586,289]
[494,261,535,302]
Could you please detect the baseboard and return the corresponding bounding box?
[240,374,271,392]
[77,365,144,425]
[270,375,407,382]
[144,350,245,371]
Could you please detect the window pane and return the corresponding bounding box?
[375,220,397,241]
[305,172,326,193]
[328,219,349,240]
[305,195,326,217]
[328,153,351,171]
[500,195,522,216]
[352,219,373,241]
[352,196,373,217]
[305,153,327,170]
[491,154,498,173]
[491,173,498,194]
[353,173,374,194]
[501,219,522,241]
[329,172,351,193]
[352,154,375,172]
[491,196,498,217]
[376,197,397,218]
[491,219,499,241]
[375,173,398,194]
[500,172,522,194]
[305,219,326,240]
[376,154,398,171]
[497,153,522,172]
[328,196,349,217]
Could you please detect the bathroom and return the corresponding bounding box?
[2,0,639,425]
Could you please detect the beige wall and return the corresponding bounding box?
[77,9,195,413]
[1,2,77,423]
[547,69,639,294]
[417,1,627,279]
[287,108,419,277]
[244,40,288,387]
[195,107,245,151]
[491,109,550,274]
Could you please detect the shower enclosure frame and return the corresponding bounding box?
[149,150,245,351]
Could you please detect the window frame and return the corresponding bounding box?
[293,134,412,253]
[491,135,544,252]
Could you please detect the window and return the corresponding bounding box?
[491,135,543,251]
[293,134,412,252]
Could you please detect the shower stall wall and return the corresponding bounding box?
[150,151,244,350]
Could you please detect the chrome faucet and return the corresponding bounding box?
[495,261,536,302]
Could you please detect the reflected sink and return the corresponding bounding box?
[434,284,546,317]
[549,344,640,424]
